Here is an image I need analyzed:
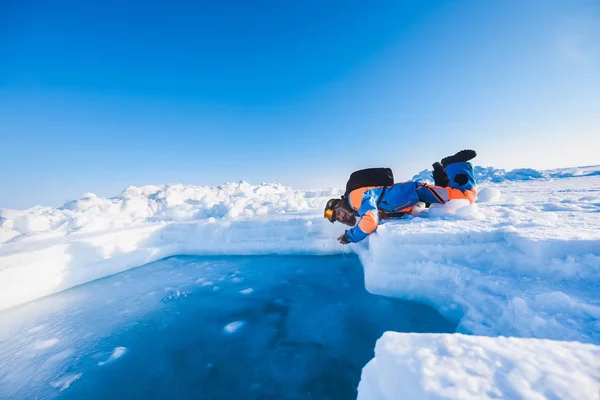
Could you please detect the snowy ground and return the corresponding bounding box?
[1,165,599,398]
[358,332,600,400]
[359,176,600,344]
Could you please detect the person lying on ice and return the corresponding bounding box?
[324,150,478,245]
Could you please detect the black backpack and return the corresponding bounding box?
[344,168,406,216]
[344,167,394,199]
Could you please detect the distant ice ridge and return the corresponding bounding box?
[412,164,600,184]
[358,332,600,400]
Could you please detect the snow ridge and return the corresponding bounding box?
[412,164,600,184]
[0,182,341,244]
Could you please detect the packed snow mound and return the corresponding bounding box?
[0,182,341,244]
[358,332,600,400]
[412,164,600,184]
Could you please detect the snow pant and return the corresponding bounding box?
[415,161,477,205]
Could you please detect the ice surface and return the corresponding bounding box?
[0,255,453,399]
[223,320,245,334]
[34,338,59,349]
[358,332,600,400]
[1,167,600,398]
[359,176,600,344]
[2,171,598,317]
[50,374,83,392]
[97,347,127,366]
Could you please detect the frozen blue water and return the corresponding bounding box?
[0,255,455,399]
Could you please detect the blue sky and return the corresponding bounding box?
[1,0,599,209]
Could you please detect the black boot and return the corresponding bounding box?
[441,149,477,167]
[432,162,449,187]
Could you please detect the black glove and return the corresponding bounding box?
[337,231,350,245]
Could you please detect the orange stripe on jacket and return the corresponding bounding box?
[358,209,378,234]
[348,186,381,211]
[445,187,478,204]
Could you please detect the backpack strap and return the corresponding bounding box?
[377,186,388,206]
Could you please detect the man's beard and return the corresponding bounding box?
[340,215,356,226]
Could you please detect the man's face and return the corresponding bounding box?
[336,208,356,226]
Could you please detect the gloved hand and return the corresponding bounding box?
[337,231,350,245]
